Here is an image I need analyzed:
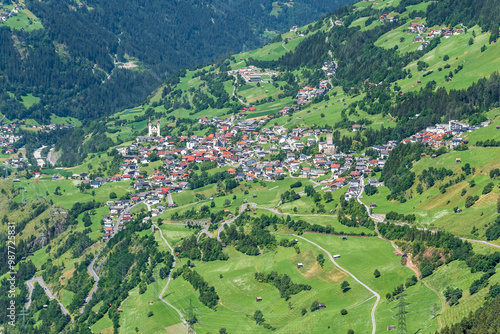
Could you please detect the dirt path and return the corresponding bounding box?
[422,280,445,330]
[155,223,195,333]
[294,234,380,334]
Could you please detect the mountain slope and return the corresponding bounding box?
[0,0,350,123]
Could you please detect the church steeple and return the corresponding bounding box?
[148,118,160,137]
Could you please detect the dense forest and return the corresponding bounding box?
[0,0,350,122]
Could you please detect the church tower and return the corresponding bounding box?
[148,118,160,137]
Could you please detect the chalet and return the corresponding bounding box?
[110,206,124,215]
[350,171,361,179]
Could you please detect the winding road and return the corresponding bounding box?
[293,234,380,334]
[154,223,195,333]
[355,177,500,249]
[80,201,146,314]
[26,277,73,321]
[231,76,250,106]
[216,202,339,241]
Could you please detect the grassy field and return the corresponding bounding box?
[424,260,500,328]
[1,6,43,31]
[360,147,500,239]
[145,233,442,333]
[388,26,500,92]
[160,236,378,333]
[305,233,440,333]
[467,110,500,144]
[50,114,82,126]
[11,178,133,208]
[20,94,40,108]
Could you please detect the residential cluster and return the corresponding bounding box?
[102,198,166,240]
[0,4,23,22]
[0,122,22,149]
[296,80,329,106]
[406,119,488,148]
[322,60,338,77]
[27,123,76,131]
[228,66,277,84]
[408,21,465,50]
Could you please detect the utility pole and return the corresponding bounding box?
[185,298,198,326]
[395,294,409,334]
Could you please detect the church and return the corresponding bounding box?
[148,118,160,137]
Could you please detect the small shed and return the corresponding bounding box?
[221,243,226,248]
[297,263,303,268]
[318,303,326,310]
[253,194,257,198]
[149,301,153,305]
[370,203,377,208]
[333,254,340,259]
[387,325,396,331]
[117,308,123,313]
[342,236,347,241]
[189,263,195,268]
[455,158,461,163]
[256,297,262,302]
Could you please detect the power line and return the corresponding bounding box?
[394,293,409,334]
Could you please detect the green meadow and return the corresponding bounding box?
[305,233,440,333]
[361,147,500,239]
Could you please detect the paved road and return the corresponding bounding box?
[167,193,174,207]
[231,76,249,106]
[460,238,500,249]
[216,203,248,241]
[294,234,380,334]
[80,248,105,314]
[216,202,338,241]
[249,202,336,217]
[81,201,144,314]
[26,277,73,321]
[154,223,195,333]
[356,177,500,249]
[196,225,212,242]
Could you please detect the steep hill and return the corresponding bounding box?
[1,0,500,333]
[0,0,349,123]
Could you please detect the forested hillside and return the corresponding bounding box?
[1,0,500,333]
[0,0,348,123]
